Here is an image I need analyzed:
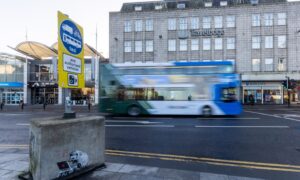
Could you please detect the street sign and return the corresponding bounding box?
[58,11,85,88]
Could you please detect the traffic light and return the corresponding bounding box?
[282,80,288,89]
[289,79,297,89]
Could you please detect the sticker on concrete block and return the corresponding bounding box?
[57,150,89,177]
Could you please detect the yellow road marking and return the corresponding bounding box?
[2,145,300,173]
[106,152,300,173]
[106,149,300,170]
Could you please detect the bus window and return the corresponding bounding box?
[221,88,237,102]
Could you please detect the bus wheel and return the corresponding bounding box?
[128,106,141,116]
[202,106,212,117]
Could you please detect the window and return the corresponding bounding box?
[124,21,132,32]
[252,59,260,71]
[191,39,199,51]
[203,38,211,50]
[277,13,286,25]
[227,37,235,50]
[278,57,286,71]
[265,58,273,71]
[146,40,153,52]
[179,18,188,30]
[135,41,142,52]
[221,88,237,102]
[168,18,176,30]
[215,38,223,50]
[145,19,153,31]
[135,20,143,32]
[179,40,187,51]
[226,16,235,28]
[278,36,286,48]
[264,13,273,26]
[205,2,212,7]
[214,16,223,28]
[124,41,132,52]
[252,14,260,27]
[155,5,163,10]
[190,17,199,29]
[220,1,228,6]
[265,36,273,49]
[177,3,186,9]
[252,36,261,49]
[135,6,142,11]
[203,17,211,29]
[168,39,176,51]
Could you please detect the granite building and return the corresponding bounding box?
[109,0,300,104]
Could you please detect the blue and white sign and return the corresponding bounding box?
[0,82,23,87]
[60,20,83,55]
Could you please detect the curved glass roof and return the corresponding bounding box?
[12,41,104,60]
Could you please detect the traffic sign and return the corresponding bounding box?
[57,11,85,88]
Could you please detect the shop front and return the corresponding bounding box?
[242,82,283,104]
[28,82,58,104]
[0,82,24,105]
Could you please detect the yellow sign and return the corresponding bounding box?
[58,11,84,88]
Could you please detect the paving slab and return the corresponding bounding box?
[118,164,160,176]
[200,172,229,180]
[0,153,27,163]
[157,168,200,180]
[78,171,123,180]
[0,169,11,176]
[119,174,162,180]
[0,160,29,172]
[104,162,125,172]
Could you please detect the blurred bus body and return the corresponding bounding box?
[99,61,242,116]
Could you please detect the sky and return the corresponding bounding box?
[0,0,299,58]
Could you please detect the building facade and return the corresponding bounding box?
[0,41,106,106]
[109,0,300,104]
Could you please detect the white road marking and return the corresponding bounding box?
[245,110,300,122]
[111,117,173,120]
[16,123,30,126]
[195,125,289,128]
[106,120,163,124]
[197,117,260,120]
[105,125,174,128]
[1,113,30,116]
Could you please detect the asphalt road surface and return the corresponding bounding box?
[1,106,300,179]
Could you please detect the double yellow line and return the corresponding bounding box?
[2,144,300,173]
[106,149,300,173]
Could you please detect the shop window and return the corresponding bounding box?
[221,88,237,102]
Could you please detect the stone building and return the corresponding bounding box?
[109,0,300,104]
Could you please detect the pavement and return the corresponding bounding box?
[0,152,263,180]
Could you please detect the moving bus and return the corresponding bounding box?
[99,61,242,116]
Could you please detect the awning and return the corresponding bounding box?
[14,41,57,60]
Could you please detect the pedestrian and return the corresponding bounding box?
[20,100,24,111]
[0,101,3,111]
[88,101,91,112]
[249,94,254,106]
[43,101,47,111]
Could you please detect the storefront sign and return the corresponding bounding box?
[190,29,224,37]
[58,11,84,88]
[28,82,58,88]
[0,82,23,87]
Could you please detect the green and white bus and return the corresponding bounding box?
[99,61,242,116]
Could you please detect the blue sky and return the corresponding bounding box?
[0,0,298,58]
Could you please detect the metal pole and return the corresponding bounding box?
[287,76,290,107]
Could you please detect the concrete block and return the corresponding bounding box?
[29,116,105,180]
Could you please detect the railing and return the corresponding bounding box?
[30,72,55,82]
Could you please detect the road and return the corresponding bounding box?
[1,106,300,179]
